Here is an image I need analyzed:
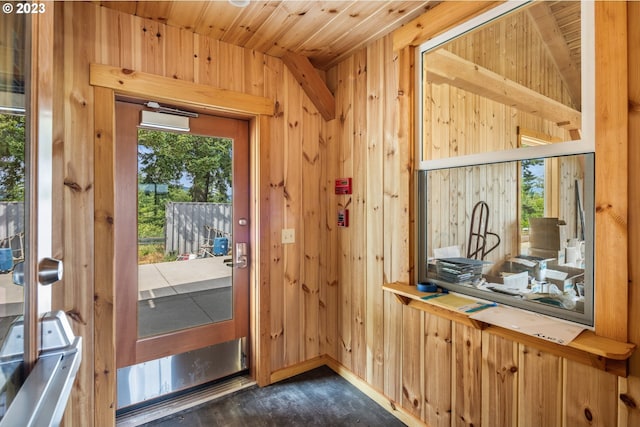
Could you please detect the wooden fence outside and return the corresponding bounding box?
[0,202,25,239]
[164,202,232,255]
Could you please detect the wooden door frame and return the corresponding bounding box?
[114,101,250,367]
[91,64,273,425]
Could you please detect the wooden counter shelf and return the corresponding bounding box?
[383,282,636,377]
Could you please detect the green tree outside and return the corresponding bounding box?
[520,158,545,229]
[137,130,232,262]
[0,114,25,201]
[138,129,232,204]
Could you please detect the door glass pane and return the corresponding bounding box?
[0,12,27,419]
[137,128,234,338]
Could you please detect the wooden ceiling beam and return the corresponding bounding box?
[527,2,582,107]
[393,1,500,51]
[282,52,335,121]
[426,49,581,131]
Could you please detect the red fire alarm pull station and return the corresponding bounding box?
[338,209,349,227]
[335,178,352,195]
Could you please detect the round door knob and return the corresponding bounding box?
[38,257,64,286]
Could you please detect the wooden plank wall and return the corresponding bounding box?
[53,2,325,425]
[324,34,408,394]
[623,1,640,426]
[325,3,640,427]
[593,0,629,343]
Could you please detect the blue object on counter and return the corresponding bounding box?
[417,282,438,293]
[465,302,497,313]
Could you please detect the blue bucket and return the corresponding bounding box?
[0,247,13,272]
[213,237,229,256]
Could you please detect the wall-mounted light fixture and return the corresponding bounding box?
[140,110,190,132]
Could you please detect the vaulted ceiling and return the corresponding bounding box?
[3,1,582,118]
[98,1,581,99]
[98,0,439,70]
[92,1,582,123]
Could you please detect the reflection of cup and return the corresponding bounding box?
[568,239,585,250]
[534,261,547,281]
[566,246,579,265]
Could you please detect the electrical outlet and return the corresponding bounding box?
[281,228,295,244]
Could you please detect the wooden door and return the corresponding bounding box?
[114,100,249,367]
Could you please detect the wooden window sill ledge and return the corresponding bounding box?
[383,282,635,377]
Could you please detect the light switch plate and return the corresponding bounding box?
[281,228,295,244]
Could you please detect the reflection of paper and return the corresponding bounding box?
[434,245,461,258]
[545,269,568,281]
[469,306,585,345]
[502,271,528,291]
[427,294,481,311]
[510,257,536,267]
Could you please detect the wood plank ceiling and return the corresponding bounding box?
[98,1,581,89]
[98,0,439,70]
[96,1,581,121]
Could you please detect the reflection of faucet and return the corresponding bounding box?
[467,201,501,260]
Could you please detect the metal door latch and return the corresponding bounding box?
[224,242,248,268]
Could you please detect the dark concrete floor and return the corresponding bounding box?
[140,366,407,427]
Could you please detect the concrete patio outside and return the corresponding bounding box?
[1,256,232,316]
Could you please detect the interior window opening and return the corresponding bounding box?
[416,2,595,326]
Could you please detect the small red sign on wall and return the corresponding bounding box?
[335,178,352,195]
